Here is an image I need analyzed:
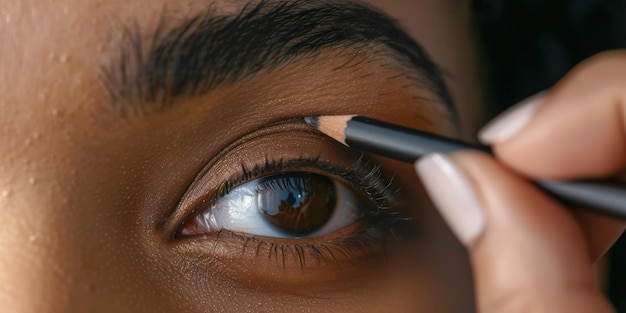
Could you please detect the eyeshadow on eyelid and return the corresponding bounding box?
[165,116,426,221]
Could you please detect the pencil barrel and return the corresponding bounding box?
[343,116,626,219]
[344,116,488,162]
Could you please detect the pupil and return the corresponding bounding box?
[256,173,336,236]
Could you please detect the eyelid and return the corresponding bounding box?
[156,119,310,228]
[158,121,372,237]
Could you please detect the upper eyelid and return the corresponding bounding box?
[156,122,353,234]
[184,118,315,192]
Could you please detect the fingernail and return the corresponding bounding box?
[415,154,486,246]
[478,91,547,144]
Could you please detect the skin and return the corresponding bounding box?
[435,52,626,312]
[0,0,483,312]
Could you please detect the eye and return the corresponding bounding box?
[181,172,377,238]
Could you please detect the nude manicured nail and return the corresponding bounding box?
[478,92,547,144]
[415,154,486,246]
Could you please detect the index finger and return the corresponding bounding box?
[480,51,626,180]
[478,51,626,258]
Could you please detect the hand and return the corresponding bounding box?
[415,51,626,312]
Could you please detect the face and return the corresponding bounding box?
[0,0,483,312]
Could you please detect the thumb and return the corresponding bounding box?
[416,152,615,313]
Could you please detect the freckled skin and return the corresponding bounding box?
[0,0,483,312]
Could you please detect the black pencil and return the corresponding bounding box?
[305,114,626,219]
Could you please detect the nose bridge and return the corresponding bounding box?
[0,184,179,313]
[0,208,72,313]
[0,174,118,313]
[0,107,94,311]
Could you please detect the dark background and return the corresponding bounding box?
[472,0,626,310]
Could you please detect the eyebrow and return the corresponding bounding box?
[102,0,454,116]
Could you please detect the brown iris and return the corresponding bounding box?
[256,173,336,236]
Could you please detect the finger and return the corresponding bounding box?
[416,152,614,313]
[478,51,626,258]
[480,50,626,179]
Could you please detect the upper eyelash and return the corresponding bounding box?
[216,153,402,215]
[255,174,313,193]
[340,154,401,213]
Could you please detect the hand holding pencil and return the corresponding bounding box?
[418,52,626,313]
[307,114,626,219]
[311,52,626,312]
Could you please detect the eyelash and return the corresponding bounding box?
[178,154,412,269]
[221,154,399,213]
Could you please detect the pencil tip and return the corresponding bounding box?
[304,116,319,129]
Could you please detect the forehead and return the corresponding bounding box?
[0,0,238,108]
[0,0,479,137]
[0,2,373,98]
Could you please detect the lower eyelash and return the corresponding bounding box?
[212,220,393,270]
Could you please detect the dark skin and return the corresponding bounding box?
[0,0,484,312]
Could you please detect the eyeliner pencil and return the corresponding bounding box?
[305,115,626,219]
